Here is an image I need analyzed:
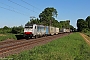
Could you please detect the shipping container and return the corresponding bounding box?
[55,27,59,34]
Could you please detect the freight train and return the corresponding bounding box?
[24,24,70,39]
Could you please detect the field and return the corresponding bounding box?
[7,32,90,60]
[0,34,17,41]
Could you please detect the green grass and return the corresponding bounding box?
[0,34,17,41]
[7,32,90,60]
[84,31,90,37]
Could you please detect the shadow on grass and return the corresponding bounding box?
[15,35,25,40]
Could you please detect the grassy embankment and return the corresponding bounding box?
[83,31,90,42]
[84,31,90,37]
[7,32,90,60]
[0,34,17,41]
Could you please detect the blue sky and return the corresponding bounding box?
[0,0,90,28]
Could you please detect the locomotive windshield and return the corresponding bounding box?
[25,26,33,29]
[25,24,33,29]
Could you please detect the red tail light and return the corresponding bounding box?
[25,32,32,34]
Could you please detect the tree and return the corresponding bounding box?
[59,20,70,29]
[11,25,24,34]
[73,28,77,32]
[70,25,74,31]
[39,7,58,26]
[3,26,9,29]
[77,19,88,32]
[2,26,12,33]
[69,25,77,32]
[86,16,90,29]
[25,7,72,30]
[51,18,59,27]
[26,18,40,25]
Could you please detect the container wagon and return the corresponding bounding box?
[59,28,66,33]
[46,26,55,35]
[55,27,59,34]
[66,29,70,33]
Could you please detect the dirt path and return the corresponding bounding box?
[80,33,90,46]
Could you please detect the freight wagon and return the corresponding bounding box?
[55,27,59,34]
[65,29,70,33]
[46,26,55,35]
[59,28,66,33]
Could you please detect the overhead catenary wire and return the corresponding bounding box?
[0,2,14,9]
[21,0,57,26]
[21,0,43,19]
[0,0,43,18]
[8,0,38,14]
[20,0,55,26]
[0,2,30,16]
[0,6,29,16]
[21,0,41,11]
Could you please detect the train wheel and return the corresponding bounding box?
[35,35,37,39]
[30,37,32,39]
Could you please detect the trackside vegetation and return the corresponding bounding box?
[7,33,90,60]
[84,31,90,37]
[0,34,17,41]
[0,25,23,41]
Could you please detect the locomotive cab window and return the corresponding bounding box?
[25,26,33,29]
[25,26,29,28]
[35,26,36,29]
[29,26,33,28]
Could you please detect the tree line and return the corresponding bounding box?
[0,25,23,34]
[77,16,90,32]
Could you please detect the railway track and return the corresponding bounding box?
[0,33,70,57]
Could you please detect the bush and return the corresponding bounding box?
[0,26,12,34]
[11,26,24,34]
[0,25,24,34]
[81,28,88,33]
